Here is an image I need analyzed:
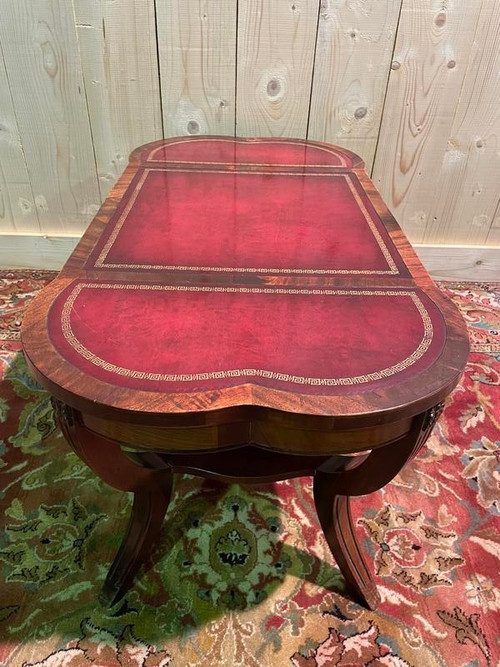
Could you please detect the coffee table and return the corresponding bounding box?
[21,137,469,610]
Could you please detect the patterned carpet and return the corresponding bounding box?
[0,270,499,667]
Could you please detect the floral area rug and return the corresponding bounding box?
[0,270,499,667]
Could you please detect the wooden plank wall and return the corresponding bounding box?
[74,0,163,199]
[372,0,498,245]
[0,0,101,235]
[0,0,499,273]
[156,0,237,136]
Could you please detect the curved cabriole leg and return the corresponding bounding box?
[52,398,444,610]
[313,481,381,609]
[52,399,173,606]
[313,403,443,609]
[100,471,173,606]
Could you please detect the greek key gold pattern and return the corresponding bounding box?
[95,169,149,268]
[146,137,349,167]
[59,283,434,387]
[94,170,399,275]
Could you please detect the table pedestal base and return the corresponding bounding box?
[52,400,443,610]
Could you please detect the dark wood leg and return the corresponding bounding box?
[52,400,173,606]
[52,398,444,610]
[313,480,381,609]
[312,403,443,609]
[100,470,173,606]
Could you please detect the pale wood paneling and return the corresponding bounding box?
[372,0,483,244]
[308,0,402,170]
[0,0,101,234]
[414,245,500,282]
[0,45,39,233]
[0,0,499,270]
[74,0,163,199]
[0,234,79,270]
[156,0,236,137]
[420,2,500,246]
[486,207,500,247]
[236,0,319,138]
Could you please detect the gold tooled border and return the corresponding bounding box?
[146,137,349,167]
[60,284,433,386]
[94,170,399,275]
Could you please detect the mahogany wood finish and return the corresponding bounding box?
[22,137,468,610]
[52,400,174,606]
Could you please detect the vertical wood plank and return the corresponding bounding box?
[486,204,500,246]
[308,0,402,170]
[0,0,101,234]
[156,0,236,137]
[0,46,39,233]
[421,2,500,245]
[372,0,482,243]
[74,0,163,198]
[236,0,319,138]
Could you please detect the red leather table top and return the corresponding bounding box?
[48,282,444,394]
[22,137,468,420]
[87,169,408,276]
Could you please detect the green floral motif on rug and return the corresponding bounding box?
[1,497,105,586]
[176,493,292,607]
[4,353,55,456]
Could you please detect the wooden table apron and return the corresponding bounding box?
[21,137,469,610]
